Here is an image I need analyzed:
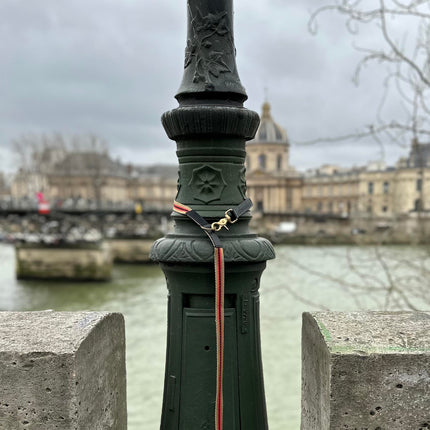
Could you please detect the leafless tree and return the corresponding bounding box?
[304,0,430,148]
[11,133,110,206]
[68,134,109,207]
[11,133,68,199]
[12,133,67,174]
[265,244,430,312]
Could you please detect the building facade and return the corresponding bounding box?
[6,106,430,217]
[128,165,177,211]
[48,152,130,204]
[247,102,430,218]
[302,165,361,216]
[9,149,177,210]
[246,102,303,213]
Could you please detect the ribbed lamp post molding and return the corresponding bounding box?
[150,1,275,429]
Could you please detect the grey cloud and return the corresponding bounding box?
[0,0,414,172]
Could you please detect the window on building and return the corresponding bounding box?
[286,189,293,210]
[328,202,333,213]
[318,186,323,196]
[382,206,388,213]
[259,123,267,141]
[256,201,264,212]
[275,126,283,140]
[415,198,422,211]
[258,154,266,170]
[277,155,282,172]
[417,178,422,192]
[368,182,374,194]
[383,181,389,194]
[317,202,323,212]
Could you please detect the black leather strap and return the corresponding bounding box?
[183,210,222,248]
[174,199,252,249]
[186,209,211,230]
[226,198,253,222]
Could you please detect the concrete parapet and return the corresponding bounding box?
[0,311,127,429]
[301,311,430,430]
[107,238,154,263]
[15,243,112,281]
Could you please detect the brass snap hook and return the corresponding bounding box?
[211,218,229,232]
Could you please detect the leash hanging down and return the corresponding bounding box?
[172,198,252,430]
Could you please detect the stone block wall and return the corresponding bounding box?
[0,311,127,429]
[301,311,430,430]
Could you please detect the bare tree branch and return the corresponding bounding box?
[307,0,430,147]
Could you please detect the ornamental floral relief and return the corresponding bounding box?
[189,165,226,204]
[184,5,236,90]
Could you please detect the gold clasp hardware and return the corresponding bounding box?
[210,209,238,232]
[224,209,238,224]
[211,218,229,232]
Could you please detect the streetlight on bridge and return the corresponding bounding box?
[151,0,275,428]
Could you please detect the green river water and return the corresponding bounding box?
[0,243,427,429]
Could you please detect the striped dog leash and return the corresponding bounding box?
[172,198,253,430]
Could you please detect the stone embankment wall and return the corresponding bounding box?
[15,243,112,280]
[0,311,127,430]
[260,213,430,244]
[301,311,430,429]
[14,238,157,281]
[107,238,154,263]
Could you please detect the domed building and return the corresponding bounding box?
[246,101,290,174]
[246,102,303,213]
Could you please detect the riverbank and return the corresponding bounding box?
[257,212,430,245]
[268,232,421,245]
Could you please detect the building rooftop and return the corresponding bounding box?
[250,102,289,145]
[408,140,430,168]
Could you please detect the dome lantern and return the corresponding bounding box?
[251,102,288,144]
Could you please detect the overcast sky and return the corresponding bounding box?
[0,0,413,173]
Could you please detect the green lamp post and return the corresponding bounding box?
[150,0,275,428]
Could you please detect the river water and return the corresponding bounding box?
[0,243,427,429]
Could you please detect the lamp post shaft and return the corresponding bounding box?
[151,1,275,428]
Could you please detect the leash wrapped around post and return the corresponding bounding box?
[172,198,253,430]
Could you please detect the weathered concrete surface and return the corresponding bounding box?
[15,243,112,280]
[301,311,430,430]
[0,311,127,429]
[107,238,154,263]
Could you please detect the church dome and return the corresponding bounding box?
[252,102,288,144]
